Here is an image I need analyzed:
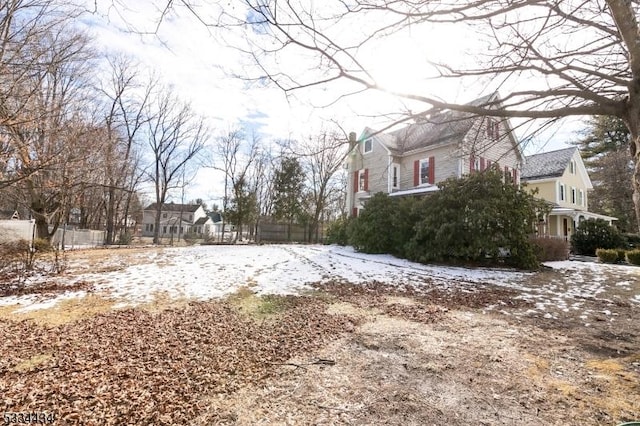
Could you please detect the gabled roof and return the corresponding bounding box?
[193,217,210,226]
[522,147,577,180]
[0,210,19,220]
[145,203,201,213]
[363,93,505,154]
[208,211,223,223]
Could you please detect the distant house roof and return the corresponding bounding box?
[0,210,20,220]
[193,217,209,226]
[145,203,201,213]
[208,211,222,223]
[364,93,503,154]
[522,147,577,180]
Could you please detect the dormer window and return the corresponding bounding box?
[364,138,372,153]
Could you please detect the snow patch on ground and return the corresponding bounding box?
[1,245,639,321]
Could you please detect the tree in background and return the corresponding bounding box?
[138,0,640,231]
[576,116,634,232]
[146,87,207,244]
[272,157,305,241]
[299,131,348,243]
[209,129,261,242]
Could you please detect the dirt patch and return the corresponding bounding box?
[196,306,639,425]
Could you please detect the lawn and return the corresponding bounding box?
[1,245,639,424]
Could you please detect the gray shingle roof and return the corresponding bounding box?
[193,217,209,226]
[522,147,577,180]
[370,93,499,153]
[144,203,201,213]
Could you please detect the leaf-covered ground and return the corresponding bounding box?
[0,246,639,424]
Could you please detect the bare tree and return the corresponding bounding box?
[140,1,640,230]
[209,128,260,242]
[0,0,85,190]
[298,130,348,242]
[97,55,153,244]
[2,18,97,240]
[145,87,207,244]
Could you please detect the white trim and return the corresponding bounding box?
[363,138,373,154]
[418,158,430,186]
[389,185,439,197]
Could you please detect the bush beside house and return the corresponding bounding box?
[571,218,625,256]
[339,169,548,270]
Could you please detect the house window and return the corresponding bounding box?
[487,118,500,140]
[579,189,584,206]
[189,214,193,221]
[163,226,167,234]
[364,138,373,153]
[504,166,512,183]
[474,156,481,172]
[162,213,167,219]
[569,161,576,174]
[392,164,400,189]
[358,169,367,191]
[559,183,566,201]
[571,187,576,204]
[419,159,430,185]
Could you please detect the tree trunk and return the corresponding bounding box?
[153,205,162,244]
[105,187,116,245]
[633,140,640,233]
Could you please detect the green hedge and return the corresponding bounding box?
[571,219,624,256]
[626,249,640,265]
[347,169,549,270]
[596,248,618,264]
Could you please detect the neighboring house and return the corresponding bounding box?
[0,210,20,220]
[142,203,214,238]
[347,93,523,216]
[521,147,616,241]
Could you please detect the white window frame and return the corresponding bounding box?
[419,158,430,185]
[571,187,577,204]
[579,189,584,206]
[392,163,400,189]
[569,160,576,174]
[559,183,566,202]
[363,138,373,154]
[358,169,366,192]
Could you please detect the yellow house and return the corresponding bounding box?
[522,147,616,240]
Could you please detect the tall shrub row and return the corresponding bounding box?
[330,169,549,270]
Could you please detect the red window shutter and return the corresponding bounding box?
[364,168,369,191]
[469,154,475,173]
[353,170,359,192]
[428,156,435,184]
[480,157,486,171]
[414,160,419,186]
[352,207,358,218]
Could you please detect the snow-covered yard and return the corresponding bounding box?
[1,244,639,323]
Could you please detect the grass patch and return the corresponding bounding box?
[11,354,52,373]
[139,291,192,313]
[227,286,289,320]
[0,294,115,326]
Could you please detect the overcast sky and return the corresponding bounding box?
[79,1,578,206]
